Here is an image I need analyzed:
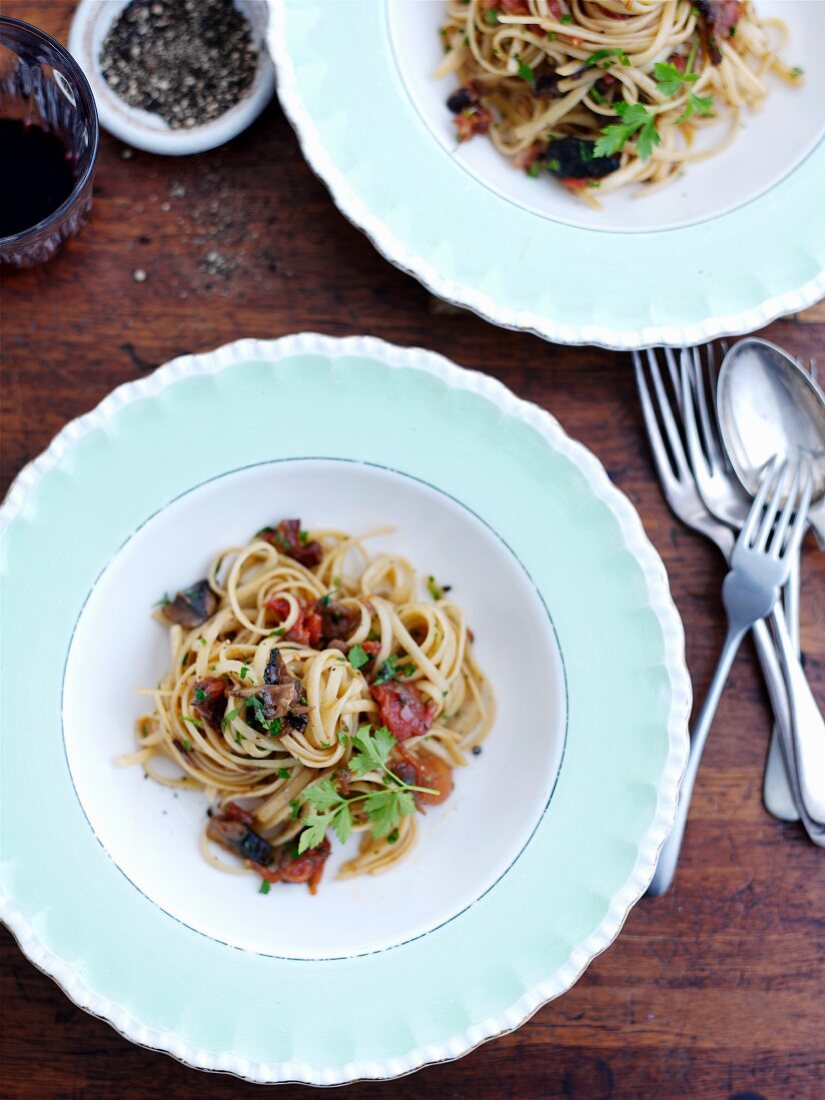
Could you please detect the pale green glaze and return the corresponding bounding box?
[0,337,689,1082]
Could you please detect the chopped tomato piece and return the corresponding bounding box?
[700,0,745,40]
[265,597,323,647]
[222,801,256,827]
[266,596,291,619]
[393,746,454,807]
[292,606,323,648]
[454,103,492,143]
[370,681,436,742]
[248,837,331,895]
[259,519,323,568]
[513,142,542,171]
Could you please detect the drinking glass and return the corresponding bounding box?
[0,17,99,267]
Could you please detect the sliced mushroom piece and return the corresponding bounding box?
[162,579,218,628]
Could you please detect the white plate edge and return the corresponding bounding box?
[0,332,691,1084]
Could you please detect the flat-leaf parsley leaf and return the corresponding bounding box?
[677,93,714,122]
[348,644,370,670]
[516,58,534,83]
[594,101,660,161]
[585,47,630,69]
[653,60,699,98]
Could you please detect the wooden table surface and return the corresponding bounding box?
[2,4,824,1097]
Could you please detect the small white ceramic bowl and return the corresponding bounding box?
[68,0,275,155]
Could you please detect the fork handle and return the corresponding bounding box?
[647,623,748,897]
[771,606,825,824]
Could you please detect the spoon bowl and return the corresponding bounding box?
[717,338,825,504]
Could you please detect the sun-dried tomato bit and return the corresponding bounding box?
[258,519,323,568]
[370,681,437,742]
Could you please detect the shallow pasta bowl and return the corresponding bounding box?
[267,1,825,348]
[0,334,689,1083]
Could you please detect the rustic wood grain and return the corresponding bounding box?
[1,4,823,1098]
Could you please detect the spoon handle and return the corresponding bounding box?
[771,603,825,825]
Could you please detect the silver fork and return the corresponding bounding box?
[647,458,812,896]
[634,349,825,858]
[683,347,822,822]
[682,345,796,820]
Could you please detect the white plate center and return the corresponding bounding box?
[63,460,566,958]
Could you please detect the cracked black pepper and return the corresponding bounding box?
[100,0,258,130]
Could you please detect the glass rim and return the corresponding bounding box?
[0,15,100,247]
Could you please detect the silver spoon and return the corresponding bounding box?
[717,338,825,502]
[718,338,825,824]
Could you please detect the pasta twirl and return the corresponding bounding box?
[438,0,800,203]
[126,519,495,893]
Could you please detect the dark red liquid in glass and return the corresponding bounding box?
[0,119,77,237]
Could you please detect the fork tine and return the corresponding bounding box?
[644,348,692,481]
[810,358,819,385]
[634,351,681,493]
[693,345,725,472]
[769,462,801,557]
[680,349,710,481]
[742,455,779,546]
[780,464,814,560]
[754,458,789,552]
[662,346,682,413]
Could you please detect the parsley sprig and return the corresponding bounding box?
[654,61,714,121]
[516,58,534,84]
[297,725,437,853]
[653,60,699,98]
[373,653,416,685]
[594,101,661,161]
[653,41,714,122]
[348,644,370,670]
[676,92,714,123]
[585,47,630,70]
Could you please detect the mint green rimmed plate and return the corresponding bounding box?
[267,1,825,349]
[0,335,689,1083]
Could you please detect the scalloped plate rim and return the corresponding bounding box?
[0,333,690,1083]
